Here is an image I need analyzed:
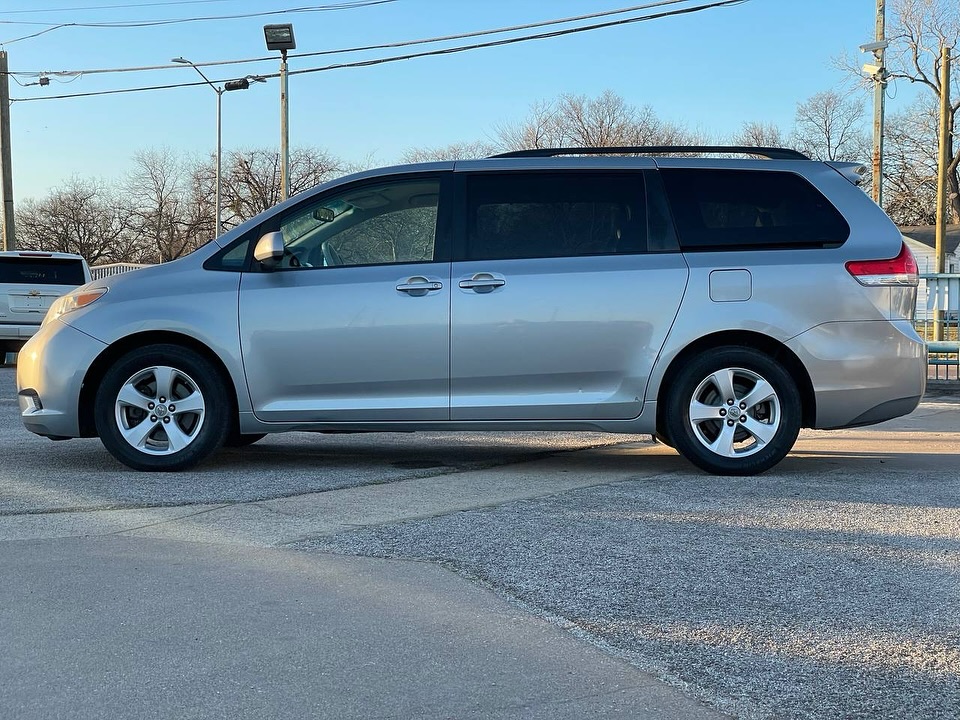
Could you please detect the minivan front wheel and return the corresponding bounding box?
[94,344,230,471]
[666,347,801,476]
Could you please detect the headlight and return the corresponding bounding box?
[43,288,108,326]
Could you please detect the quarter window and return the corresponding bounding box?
[465,173,647,261]
[660,168,850,251]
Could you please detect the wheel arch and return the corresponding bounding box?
[655,330,816,434]
[78,331,241,438]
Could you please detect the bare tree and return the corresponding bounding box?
[494,90,705,150]
[731,121,788,148]
[884,98,941,224]
[124,148,208,263]
[401,140,496,163]
[885,0,960,221]
[220,147,348,226]
[14,177,132,264]
[793,89,871,162]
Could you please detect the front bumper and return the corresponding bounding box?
[17,320,107,439]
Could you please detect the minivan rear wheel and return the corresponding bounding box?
[666,347,801,476]
[94,344,230,471]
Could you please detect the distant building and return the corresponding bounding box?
[900,225,960,274]
[901,225,960,324]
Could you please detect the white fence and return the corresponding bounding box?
[90,263,153,280]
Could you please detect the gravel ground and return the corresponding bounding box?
[298,469,960,719]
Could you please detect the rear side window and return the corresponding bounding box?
[660,169,849,251]
[465,172,647,261]
[0,258,87,285]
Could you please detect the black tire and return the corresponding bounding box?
[654,431,674,448]
[94,344,231,471]
[223,432,267,448]
[665,346,801,476]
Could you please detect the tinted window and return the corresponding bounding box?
[465,173,647,261]
[276,179,440,270]
[660,169,849,251]
[0,258,86,285]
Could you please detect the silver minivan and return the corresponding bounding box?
[16,147,927,475]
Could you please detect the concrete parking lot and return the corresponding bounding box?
[1,363,958,719]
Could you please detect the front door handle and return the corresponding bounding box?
[396,276,443,296]
[458,273,506,293]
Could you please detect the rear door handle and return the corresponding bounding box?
[458,273,506,293]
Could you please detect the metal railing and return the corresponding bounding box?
[918,274,960,382]
[89,262,153,280]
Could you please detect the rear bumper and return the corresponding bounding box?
[16,320,106,439]
[0,322,40,343]
[787,320,926,429]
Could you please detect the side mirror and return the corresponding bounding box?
[312,207,335,223]
[253,231,285,270]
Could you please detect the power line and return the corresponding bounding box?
[0,0,233,14]
[9,0,747,103]
[9,0,702,77]
[289,0,749,79]
[0,1,394,45]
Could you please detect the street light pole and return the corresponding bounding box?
[172,58,263,236]
[215,88,222,235]
[263,24,296,203]
[172,58,224,236]
[280,48,290,202]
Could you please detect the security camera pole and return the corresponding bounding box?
[871,1,886,208]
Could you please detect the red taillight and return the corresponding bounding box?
[845,242,918,287]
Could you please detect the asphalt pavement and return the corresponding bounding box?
[1,364,958,719]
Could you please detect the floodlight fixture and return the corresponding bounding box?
[263,24,296,52]
[224,79,250,92]
[859,40,889,53]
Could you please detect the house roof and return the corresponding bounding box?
[899,225,960,255]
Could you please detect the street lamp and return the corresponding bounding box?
[263,23,296,201]
[171,57,265,236]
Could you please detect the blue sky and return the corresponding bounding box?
[3,0,890,201]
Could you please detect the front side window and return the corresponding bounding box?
[465,173,647,261]
[276,179,440,269]
[660,168,850,251]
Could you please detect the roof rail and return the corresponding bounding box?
[488,146,810,161]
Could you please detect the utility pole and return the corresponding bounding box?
[0,50,15,251]
[934,44,952,341]
[871,0,886,208]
